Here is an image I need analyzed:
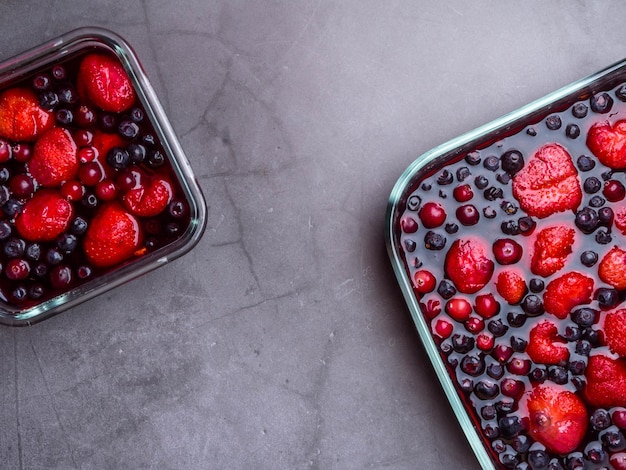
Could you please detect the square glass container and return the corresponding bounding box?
[386,58,626,469]
[0,27,206,326]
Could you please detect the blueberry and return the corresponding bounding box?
[2,198,22,218]
[577,154,595,172]
[11,286,27,302]
[565,123,580,139]
[590,409,612,431]
[460,354,485,376]
[575,207,599,233]
[484,186,504,201]
[529,279,544,293]
[81,193,98,210]
[483,206,497,219]
[526,127,537,136]
[572,102,588,118]
[583,176,602,193]
[507,311,526,328]
[510,336,527,352]
[456,166,470,182]
[517,216,536,234]
[25,243,41,261]
[545,115,562,130]
[481,404,497,420]
[45,248,63,265]
[529,366,547,383]
[563,325,581,342]
[575,340,592,356]
[444,223,458,234]
[583,328,602,347]
[528,449,550,469]
[488,319,508,337]
[602,169,613,181]
[55,108,73,125]
[511,434,530,453]
[32,74,50,91]
[500,201,518,215]
[499,450,520,468]
[28,284,44,300]
[106,147,131,170]
[142,134,156,146]
[564,453,585,470]
[56,233,77,254]
[591,92,614,113]
[3,237,25,258]
[567,360,585,376]
[70,216,88,236]
[39,90,59,110]
[596,229,612,244]
[548,365,568,385]
[406,194,421,211]
[581,250,599,267]
[600,427,626,451]
[118,120,140,139]
[487,362,505,379]
[403,239,416,252]
[501,150,524,175]
[0,220,11,240]
[501,220,519,235]
[596,287,620,310]
[474,175,489,189]
[129,107,145,122]
[0,169,9,184]
[436,169,453,185]
[499,416,524,439]
[451,334,474,353]
[33,262,47,277]
[474,380,499,400]
[495,172,510,185]
[465,151,481,165]
[127,143,146,164]
[584,440,605,464]
[146,149,165,168]
[437,280,456,299]
[57,86,78,105]
[571,308,597,327]
[483,155,500,171]
[521,295,544,316]
[424,231,446,250]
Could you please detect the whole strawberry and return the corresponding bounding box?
[495,269,527,305]
[584,354,626,408]
[530,225,575,277]
[526,320,569,365]
[512,143,582,218]
[543,271,594,319]
[14,190,73,241]
[599,246,626,290]
[524,384,587,454]
[586,120,626,169]
[77,53,135,113]
[444,238,494,294]
[83,202,142,268]
[0,87,53,141]
[29,127,79,187]
[604,309,626,357]
[121,172,173,217]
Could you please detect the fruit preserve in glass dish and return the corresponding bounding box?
[386,59,626,469]
[0,28,206,326]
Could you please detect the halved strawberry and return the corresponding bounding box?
[512,143,582,218]
[29,127,79,187]
[586,120,626,169]
[599,246,626,290]
[121,171,173,217]
[524,384,587,454]
[14,190,73,242]
[83,202,142,268]
[526,320,569,365]
[604,309,626,357]
[444,238,494,294]
[543,271,594,319]
[0,87,53,141]
[77,53,135,113]
[495,270,527,305]
[584,354,626,408]
[530,225,575,277]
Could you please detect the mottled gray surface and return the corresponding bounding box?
[0,2,624,469]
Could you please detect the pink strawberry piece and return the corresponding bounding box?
[524,384,587,454]
[584,354,626,408]
[599,246,626,290]
[77,53,135,113]
[444,238,494,294]
[121,174,173,217]
[29,127,79,187]
[530,225,575,277]
[526,320,569,365]
[512,143,582,218]
[0,87,54,141]
[604,309,626,357]
[14,190,73,242]
[543,271,594,319]
[495,270,527,305]
[587,120,626,169]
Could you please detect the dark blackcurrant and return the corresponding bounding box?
[456,166,470,182]
[596,229,612,244]
[591,92,614,113]
[547,365,568,385]
[501,220,519,236]
[437,280,456,299]
[484,186,504,201]
[0,220,11,240]
[39,90,59,110]
[56,233,78,254]
[498,416,524,439]
[55,108,73,125]
[589,195,605,208]
[617,84,626,101]
[70,216,88,236]
[521,295,544,316]
[501,150,524,175]
[127,143,146,164]
[517,216,536,234]
[3,237,25,258]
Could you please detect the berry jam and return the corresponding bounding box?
[0,48,192,310]
[396,82,626,468]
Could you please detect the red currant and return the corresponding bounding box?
[500,377,524,398]
[492,344,514,363]
[78,161,104,186]
[610,453,626,470]
[465,316,485,334]
[418,202,446,228]
[5,259,30,280]
[75,104,97,127]
[603,179,626,202]
[474,293,500,318]
[95,179,118,201]
[78,146,97,164]
[413,270,436,293]
[445,297,472,322]
[74,129,94,147]
[453,184,473,202]
[507,356,531,375]
[61,180,85,201]
[456,204,479,226]
[400,216,418,233]
[492,238,523,265]
[434,319,453,338]
[0,139,12,162]
[613,408,626,429]
[9,174,34,198]
[476,333,494,351]
[12,143,31,162]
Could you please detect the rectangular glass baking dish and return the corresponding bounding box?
[386,57,626,469]
[0,27,206,326]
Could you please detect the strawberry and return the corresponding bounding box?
[512,143,582,218]
[543,271,594,319]
[444,238,494,294]
[604,309,626,357]
[495,270,527,305]
[121,172,173,217]
[524,384,587,454]
[586,120,626,169]
[530,225,575,277]
[526,320,569,365]
[92,130,125,161]
[83,202,142,268]
[583,354,626,408]
[77,53,135,113]
[599,246,626,290]
[0,87,53,141]
[14,190,73,241]
[615,206,626,235]
[29,127,79,187]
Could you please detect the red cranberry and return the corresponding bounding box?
[5,258,30,280]
[75,105,97,127]
[476,333,494,351]
[95,180,118,201]
[78,162,104,186]
[12,143,31,162]
[422,298,441,320]
[445,297,472,322]
[474,293,500,319]
[78,146,97,163]
[116,169,141,192]
[465,316,485,333]
[604,179,626,202]
[492,344,514,363]
[9,174,34,198]
[49,265,72,289]
[60,180,85,201]
[507,356,531,375]
[453,184,473,202]
[610,453,626,470]
[492,238,523,265]
[434,319,453,338]
[613,409,626,429]
[73,129,94,147]
[0,139,12,162]
[500,377,524,398]
[400,216,418,233]
[418,202,446,228]
[456,204,479,226]
[413,270,436,294]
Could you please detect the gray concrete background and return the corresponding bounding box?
[0,2,623,469]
